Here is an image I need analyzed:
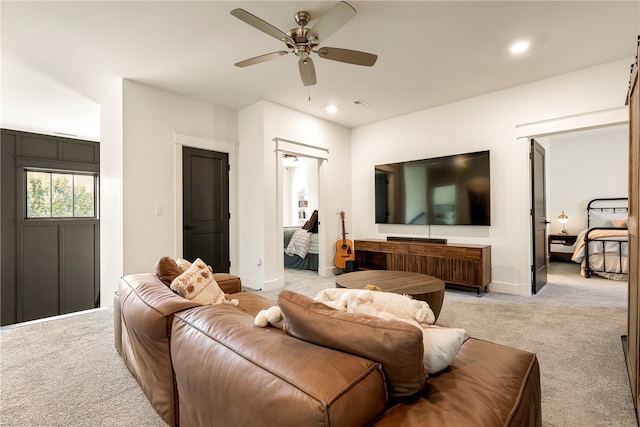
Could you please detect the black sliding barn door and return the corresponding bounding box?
[182,147,230,272]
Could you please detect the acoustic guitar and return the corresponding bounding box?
[335,211,355,269]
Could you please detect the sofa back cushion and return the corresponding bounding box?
[277,290,427,397]
[171,304,387,427]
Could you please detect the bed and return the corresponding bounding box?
[284,209,319,271]
[284,227,319,271]
[571,198,629,280]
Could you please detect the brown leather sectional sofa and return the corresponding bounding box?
[114,273,542,427]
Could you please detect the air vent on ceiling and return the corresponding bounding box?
[354,99,371,107]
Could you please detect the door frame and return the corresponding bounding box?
[274,137,329,283]
[173,131,239,272]
[516,106,627,295]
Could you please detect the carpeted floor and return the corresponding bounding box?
[0,262,636,426]
[0,308,167,427]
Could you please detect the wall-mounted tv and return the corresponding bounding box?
[375,150,490,226]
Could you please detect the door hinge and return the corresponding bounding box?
[228,212,231,219]
[227,164,230,172]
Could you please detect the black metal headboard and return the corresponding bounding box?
[586,197,629,228]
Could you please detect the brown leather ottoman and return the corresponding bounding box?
[335,270,445,321]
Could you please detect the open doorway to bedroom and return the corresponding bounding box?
[543,124,629,288]
[282,154,320,275]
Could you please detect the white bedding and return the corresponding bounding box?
[285,229,319,258]
[571,228,628,279]
[571,228,628,261]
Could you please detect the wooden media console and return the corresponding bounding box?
[354,239,491,294]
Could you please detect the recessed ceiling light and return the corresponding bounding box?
[510,40,530,55]
[326,105,338,114]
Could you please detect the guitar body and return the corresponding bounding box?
[334,239,355,269]
[335,211,356,269]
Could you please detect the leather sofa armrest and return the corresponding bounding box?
[117,273,201,426]
[213,273,242,293]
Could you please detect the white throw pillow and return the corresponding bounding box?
[170,258,226,305]
[332,290,466,375]
[590,211,628,228]
[421,326,468,374]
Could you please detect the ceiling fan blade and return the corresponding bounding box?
[235,51,289,68]
[230,8,294,45]
[309,1,356,42]
[298,57,317,86]
[317,47,378,66]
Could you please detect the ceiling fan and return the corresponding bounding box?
[230,1,378,86]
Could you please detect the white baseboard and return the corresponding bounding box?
[488,281,531,296]
[241,276,284,291]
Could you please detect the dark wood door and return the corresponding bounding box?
[182,147,230,272]
[530,139,548,294]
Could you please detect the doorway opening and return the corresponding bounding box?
[282,154,321,274]
[531,124,629,293]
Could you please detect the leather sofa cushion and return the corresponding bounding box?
[230,291,276,317]
[171,304,387,426]
[277,289,427,398]
[373,337,542,426]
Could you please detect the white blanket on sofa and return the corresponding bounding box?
[314,288,467,374]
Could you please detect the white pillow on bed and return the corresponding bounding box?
[590,211,628,228]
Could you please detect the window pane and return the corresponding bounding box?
[74,174,95,217]
[26,171,51,218]
[52,173,73,217]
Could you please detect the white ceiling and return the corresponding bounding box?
[2,1,639,141]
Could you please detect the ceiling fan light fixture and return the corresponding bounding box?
[230,1,377,87]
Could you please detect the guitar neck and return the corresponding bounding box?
[341,215,347,242]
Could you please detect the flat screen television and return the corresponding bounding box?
[375,150,490,226]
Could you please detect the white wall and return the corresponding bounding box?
[548,125,628,234]
[238,101,351,290]
[98,80,238,302]
[99,81,123,306]
[282,157,319,227]
[351,58,632,295]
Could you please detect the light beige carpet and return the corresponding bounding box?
[267,263,636,427]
